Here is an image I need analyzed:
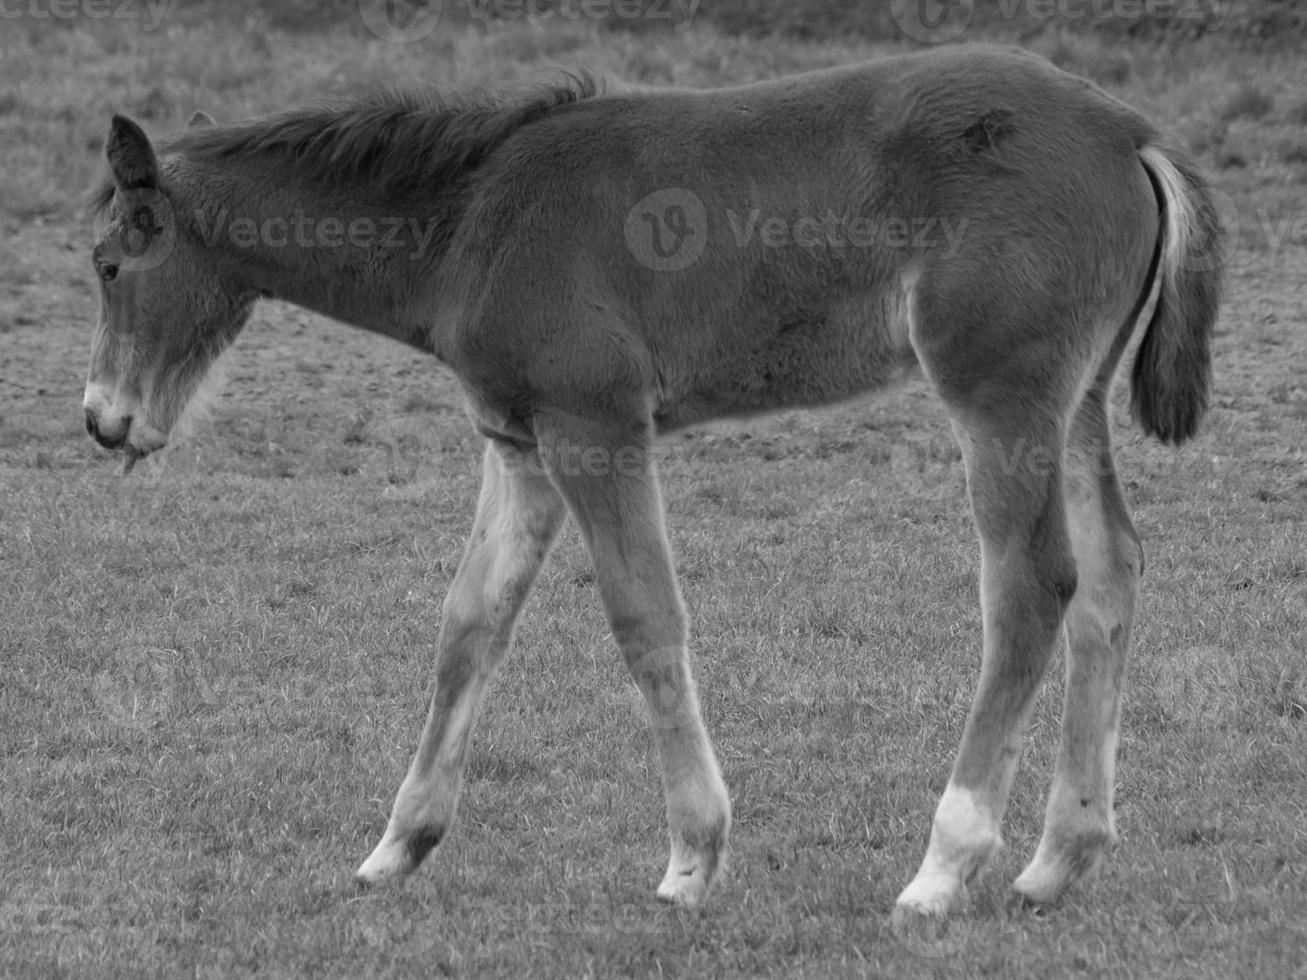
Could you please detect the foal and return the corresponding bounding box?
[84,45,1222,921]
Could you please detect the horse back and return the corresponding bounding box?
[443,46,1160,432]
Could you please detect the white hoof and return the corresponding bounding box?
[355,827,435,885]
[1011,809,1116,905]
[1012,859,1066,907]
[654,797,730,907]
[1012,830,1111,907]
[894,870,968,919]
[655,862,714,907]
[655,835,726,908]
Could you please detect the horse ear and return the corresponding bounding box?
[187,110,216,129]
[106,114,159,191]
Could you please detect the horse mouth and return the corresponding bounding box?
[121,448,149,475]
[116,420,169,472]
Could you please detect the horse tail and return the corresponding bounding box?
[1130,143,1225,445]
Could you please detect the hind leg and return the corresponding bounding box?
[535,410,731,906]
[1013,389,1141,905]
[895,401,1078,919]
[356,440,567,883]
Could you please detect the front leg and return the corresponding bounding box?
[535,411,731,906]
[356,441,566,883]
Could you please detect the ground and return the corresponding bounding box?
[1,7,1305,979]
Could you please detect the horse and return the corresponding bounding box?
[83,43,1223,923]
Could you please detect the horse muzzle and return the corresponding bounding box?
[83,385,166,461]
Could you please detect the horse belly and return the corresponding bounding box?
[652,278,920,432]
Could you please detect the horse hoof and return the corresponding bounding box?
[894,870,968,920]
[655,860,717,907]
[355,833,422,885]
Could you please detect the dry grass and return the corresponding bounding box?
[1,12,1305,979]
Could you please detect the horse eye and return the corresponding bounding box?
[100,263,119,283]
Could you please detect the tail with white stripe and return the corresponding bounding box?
[1132,143,1225,444]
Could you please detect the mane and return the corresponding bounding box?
[88,70,602,215]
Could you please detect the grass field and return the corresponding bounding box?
[2,6,1305,978]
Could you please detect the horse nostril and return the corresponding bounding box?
[85,408,130,450]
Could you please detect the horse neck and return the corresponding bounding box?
[180,157,454,352]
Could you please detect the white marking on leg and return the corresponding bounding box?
[357,445,566,886]
[536,417,731,906]
[1015,448,1132,905]
[896,784,1001,916]
[356,684,485,885]
[656,728,730,906]
[632,646,730,907]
